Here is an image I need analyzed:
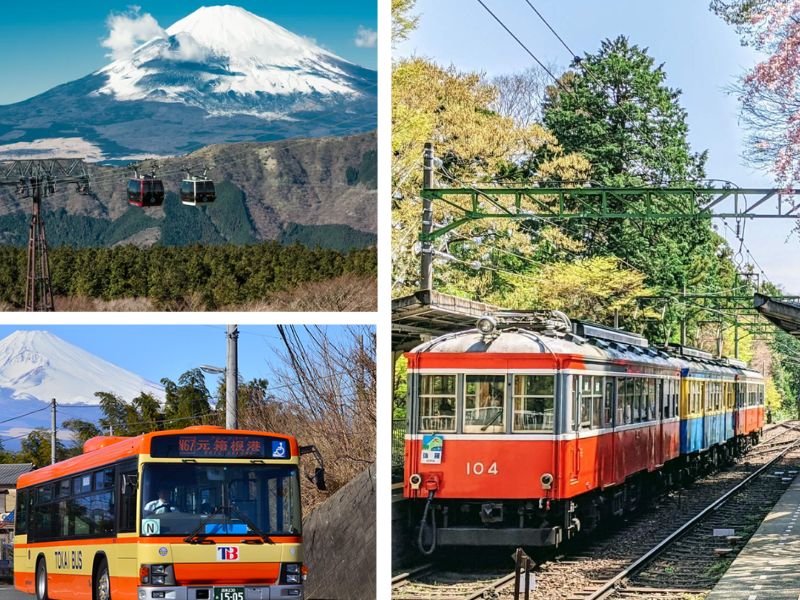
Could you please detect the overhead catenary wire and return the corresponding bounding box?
[473,0,568,93]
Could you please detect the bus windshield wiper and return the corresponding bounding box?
[184,505,225,544]
[228,503,275,544]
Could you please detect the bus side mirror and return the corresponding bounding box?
[122,474,138,495]
[313,467,326,492]
[299,445,327,492]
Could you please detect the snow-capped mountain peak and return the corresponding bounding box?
[94,5,368,108]
[0,330,164,405]
[165,5,336,64]
[0,4,376,161]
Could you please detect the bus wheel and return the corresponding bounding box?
[35,558,48,600]
[95,559,111,600]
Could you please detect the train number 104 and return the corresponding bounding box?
[465,461,498,475]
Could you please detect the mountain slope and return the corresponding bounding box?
[0,5,376,160]
[0,132,377,248]
[0,330,164,405]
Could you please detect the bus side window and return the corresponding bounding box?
[15,490,28,535]
[117,463,138,533]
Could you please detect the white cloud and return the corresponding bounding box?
[101,5,167,61]
[354,26,377,48]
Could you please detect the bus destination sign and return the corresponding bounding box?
[150,435,290,459]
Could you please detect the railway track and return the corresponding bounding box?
[572,439,800,599]
[391,422,800,600]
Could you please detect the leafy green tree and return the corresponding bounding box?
[62,419,101,447]
[162,369,212,425]
[96,392,130,435]
[392,0,418,43]
[540,36,732,340]
[19,430,67,468]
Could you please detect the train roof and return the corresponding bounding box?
[409,315,764,378]
[17,426,298,489]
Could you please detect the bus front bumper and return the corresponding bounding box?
[137,585,303,600]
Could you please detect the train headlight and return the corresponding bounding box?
[476,316,497,335]
[409,473,422,490]
[540,473,554,490]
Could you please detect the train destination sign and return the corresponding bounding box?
[150,435,291,459]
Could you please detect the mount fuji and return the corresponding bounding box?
[0,5,376,161]
[0,330,164,447]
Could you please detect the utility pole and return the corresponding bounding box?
[421,143,435,291]
[226,325,239,430]
[50,398,56,465]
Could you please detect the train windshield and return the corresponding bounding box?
[464,375,506,433]
[140,463,302,537]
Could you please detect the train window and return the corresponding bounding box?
[577,376,603,429]
[592,377,603,428]
[659,380,667,418]
[578,377,591,429]
[418,375,457,433]
[464,375,506,433]
[645,379,656,421]
[512,375,554,432]
[633,379,644,422]
[603,380,614,427]
[618,378,634,425]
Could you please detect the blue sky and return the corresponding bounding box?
[0,1,377,105]
[397,0,799,294]
[0,324,358,390]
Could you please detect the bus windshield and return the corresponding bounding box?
[140,463,302,537]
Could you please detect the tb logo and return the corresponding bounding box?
[216,546,240,561]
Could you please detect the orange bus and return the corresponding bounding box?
[13,425,325,600]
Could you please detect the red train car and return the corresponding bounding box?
[403,314,763,551]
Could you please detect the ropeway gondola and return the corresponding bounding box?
[127,170,165,208]
[180,172,216,206]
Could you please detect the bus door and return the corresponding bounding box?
[115,460,139,578]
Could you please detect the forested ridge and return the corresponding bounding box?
[0,243,376,310]
[392,0,800,417]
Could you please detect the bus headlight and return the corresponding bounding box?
[140,564,175,586]
[281,563,303,585]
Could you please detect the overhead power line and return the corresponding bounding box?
[0,406,50,426]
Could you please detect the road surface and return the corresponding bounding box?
[0,583,27,599]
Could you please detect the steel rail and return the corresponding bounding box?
[391,564,433,588]
[462,571,518,600]
[585,435,800,599]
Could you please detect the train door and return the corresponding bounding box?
[571,375,582,484]
[601,377,616,488]
[656,378,665,466]
[701,381,709,451]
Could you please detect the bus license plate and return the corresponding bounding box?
[215,588,244,600]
